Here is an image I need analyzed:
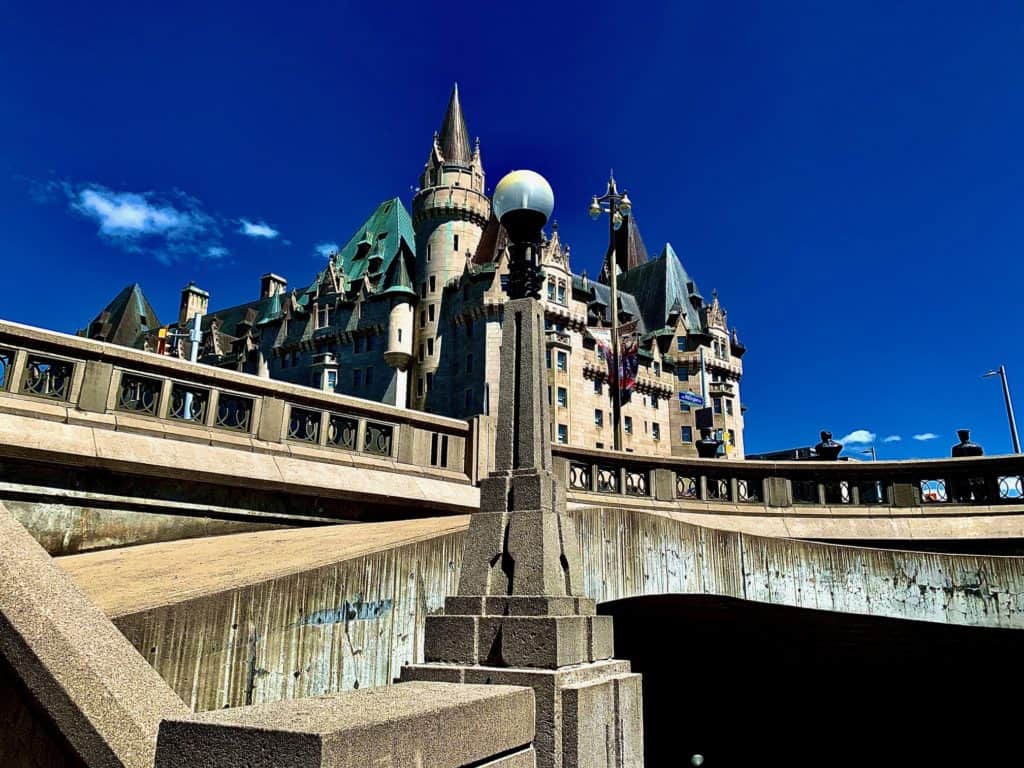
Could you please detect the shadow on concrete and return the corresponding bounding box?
[602,594,1024,768]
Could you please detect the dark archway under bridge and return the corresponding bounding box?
[602,593,1024,768]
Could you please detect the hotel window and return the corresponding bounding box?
[420,311,426,329]
[557,387,567,407]
[326,370,337,389]
[653,362,661,376]
[624,416,633,434]
[428,304,435,322]
[679,402,691,412]
[713,397,722,414]
[417,377,424,397]
[676,337,685,352]
[398,329,403,343]
[651,395,658,410]
[418,344,425,362]
[725,398,734,416]
[466,353,473,373]
[547,279,555,300]
[595,409,603,427]
[677,368,687,382]
[453,234,459,253]
[728,429,736,446]
[546,351,552,369]
[557,424,568,444]
[427,338,434,357]
[652,423,661,441]
[593,379,602,395]
[316,303,331,329]
[429,275,436,293]
[596,442,605,449]
[681,426,693,442]
[353,369,362,388]
[557,280,566,304]
[556,351,567,372]
[426,243,431,262]
[420,282,427,299]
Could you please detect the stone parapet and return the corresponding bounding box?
[155,682,535,768]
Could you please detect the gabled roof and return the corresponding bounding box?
[471,214,508,265]
[438,83,472,165]
[572,274,647,335]
[80,283,161,347]
[617,243,704,333]
[310,197,416,295]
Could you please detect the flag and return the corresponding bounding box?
[617,321,639,397]
[587,328,615,384]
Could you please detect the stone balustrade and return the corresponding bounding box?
[0,320,472,479]
[554,444,1024,509]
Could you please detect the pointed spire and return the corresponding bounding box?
[438,83,472,164]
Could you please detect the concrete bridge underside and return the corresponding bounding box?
[56,503,1024,713]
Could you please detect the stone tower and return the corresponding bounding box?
[410,84,490,410]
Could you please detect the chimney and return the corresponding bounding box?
[179,282,209,326]
[260,273,287,299]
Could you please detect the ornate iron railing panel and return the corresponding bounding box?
[919,479,948,504]
[0,348,11,391]
[214,394,254,432]
[364,421,394,456]
[624,469,648,496]
[22,356,72,401]
[823,480,852,505]
[568,461,591,491]
[791,478,819,505]
[116,373,161,416]
[596,465,619,494]
[705,476,731,502]
[999,475,1023,500]
[675,474,698,500]
[327,414,359,451]
[736,477,762,504]
[857,480,887,505]
[168,384,209,422]
[287,407,321,443]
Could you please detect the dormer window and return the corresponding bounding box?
[316,303,331,329]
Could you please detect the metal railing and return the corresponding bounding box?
[555,445,1024,508]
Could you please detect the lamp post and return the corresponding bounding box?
[588,175,632,451]
[983,365,1021,454]
[860,446,877,461]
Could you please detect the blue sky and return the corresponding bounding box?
[2,1,1022,458]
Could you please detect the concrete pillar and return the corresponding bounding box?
[77,361,114,413]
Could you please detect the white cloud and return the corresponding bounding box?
[913,433,939,441]
[839,429,875,445]
[882,435,902,443]
[73,186,203,240]
[239,219,279,239]
[203,246,229,260]
[314,242,338,258]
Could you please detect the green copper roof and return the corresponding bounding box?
[81,283,161,347]
[617,243,703,333]
[321,197,416,291]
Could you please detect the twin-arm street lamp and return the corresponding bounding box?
[983,365,1021,454]
[588,176,632,451]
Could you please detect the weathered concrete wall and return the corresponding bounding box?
[111,532,464,711]
[61,507,1024,713]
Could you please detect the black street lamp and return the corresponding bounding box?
[588,175,632,451]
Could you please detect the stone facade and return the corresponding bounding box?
[84,85,748,458]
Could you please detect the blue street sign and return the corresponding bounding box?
[678,391,705,407]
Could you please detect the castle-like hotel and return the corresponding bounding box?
[82,86,748,458]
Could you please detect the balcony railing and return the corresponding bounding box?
[0,320,471,478]
[554,444,1024,508]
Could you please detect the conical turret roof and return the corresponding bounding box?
[438,83,472,164]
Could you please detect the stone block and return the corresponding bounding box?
[767,476,792,507]
[506,511,572,597]
[892,481,920,507]
[653,468,675,501]
[256,396,287,443]
[479,616,590,669]
[77,360,114,413]
[445,595,486,615]
[483,596,578,616]
[457,512,510,596]
[154,682,536,768]
[424,615,478,664]
[587,615,615,661]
